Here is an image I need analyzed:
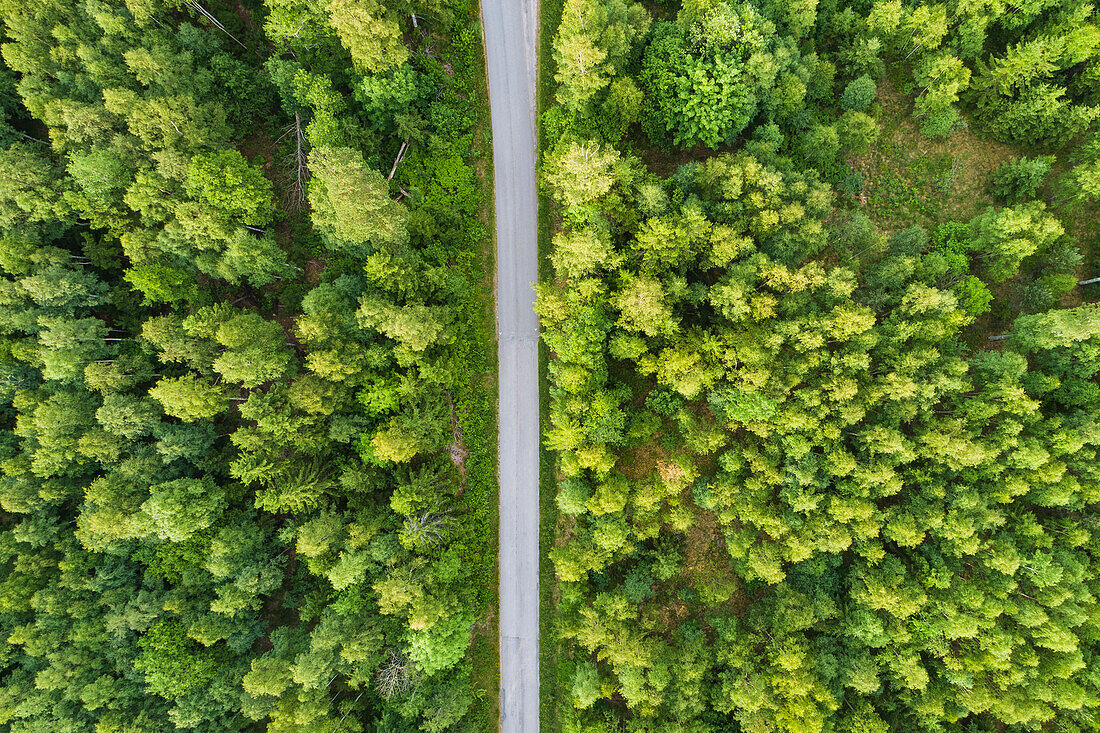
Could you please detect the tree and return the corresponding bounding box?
[95,393,161,440]
[800,124,840,169]
[551,226,619,281]
[967,203,1063,282]
[988,156,1054,203]
[403,609,475,676]
[838,111,880,154]
[36,316,110,382]
[1012,303,1100,351]
[141,477,227,542]
[545,139,620,210]
[1060,157,1100,205]
[913,53,970,138]
[552,0,651,113]
[640,22,757,150]
[124,263,201,305]
[0,143,70,226]
[553,0,611,110]
[134,621,219,700]
[186,150,275,227]
[598,77,644,143]
[976,82,1099,147]
[65,144,135,230]
[841,75,876,111]
[211,312,294,388]
[149,375,230,421]
[142,314,219,372]
[612,274,678,337]
[308,145,408,255]
[763,0,818,38]
[326,0,408,74]
[357,297,452,352]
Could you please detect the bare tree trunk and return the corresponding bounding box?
[388,141,409,180]
[330,690,366,733]
[1079,277,1100,286]
[287,112,309,211]
[184,1,248,50]
[988,334,1011,341]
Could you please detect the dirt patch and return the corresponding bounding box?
[232,0,255,30]
[618,438,669,482]
[271,307,303,354]
[304,257,326,286]
[637,139,728,177]
[240,130,276,168]
[683,510,720,569]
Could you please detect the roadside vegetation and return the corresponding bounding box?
[0,0,496,730]
[540,0,1100,730]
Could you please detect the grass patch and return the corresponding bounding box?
[850,79,1018,231]
[457,3,499,727]
[538,0,564,729]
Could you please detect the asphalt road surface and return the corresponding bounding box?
[482,0,540,731]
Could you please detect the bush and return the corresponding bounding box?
[841,75,876,111]
[838,171,865,196]
[931,221,970,275]
[838,110,880,154]
[987,156,1055,204]
[921,105,964,138]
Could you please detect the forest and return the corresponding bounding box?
[540,0,1100,731]
[0,0,497,731]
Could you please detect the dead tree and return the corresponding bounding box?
[388,141,409,180]
[283,112,309,211]
[375,651,414,699]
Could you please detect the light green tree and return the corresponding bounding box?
[308,145,408,254]
[326,0,408,74]
[149,375,230,421]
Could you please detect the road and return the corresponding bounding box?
[481,0,540,730]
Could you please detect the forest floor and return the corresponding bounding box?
[849,78,1017,233]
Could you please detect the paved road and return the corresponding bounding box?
[482,0,539,730]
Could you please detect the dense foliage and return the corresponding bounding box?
[542,0,1100,731]
[0,0,495,731]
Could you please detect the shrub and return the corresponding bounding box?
[839,110,880,154]
[841,75,876,111]
[931,221,970,275]
[921,105,964,138]
[987,156,1055,204]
